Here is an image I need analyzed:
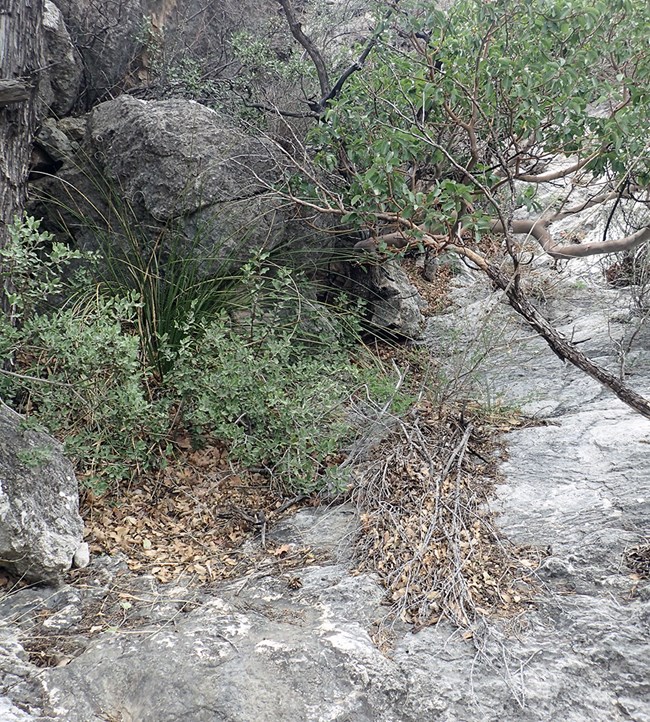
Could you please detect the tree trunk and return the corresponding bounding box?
[0,0,44,265]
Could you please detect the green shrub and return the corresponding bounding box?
[0,214,88,325]
[4,294,169,490]
[1,215,406,494]
[168,313,364,493]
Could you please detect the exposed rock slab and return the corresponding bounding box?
[426,258,650,721]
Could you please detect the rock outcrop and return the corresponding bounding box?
[88,96,291,261]
[50,0,278,110]
[330,258,426,339]
[1,273,649,721]
[39,0,83,118]
[33,95,338,272]
[31,97,295,266]
[0,404,83,582]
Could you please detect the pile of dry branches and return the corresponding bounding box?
[354,401,544,632]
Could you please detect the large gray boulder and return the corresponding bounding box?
[49,0,151,109]
[34,96,308,265]
[0,404,83,582]
[32,96,426,336]
[89,95,289,264]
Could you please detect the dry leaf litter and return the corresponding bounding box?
[354,399,547,636]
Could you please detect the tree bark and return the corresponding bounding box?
[0,0,44,316]
[0,79,30,106]
[275,0,330,98]
[0,0,44,245]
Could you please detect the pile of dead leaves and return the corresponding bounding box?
[625,542,650,580]
[354,400,545,631]
[83,445,318,584]
[401,256,455,315]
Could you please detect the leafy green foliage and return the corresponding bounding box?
[7,295,169,490]
[230,30,309,85]
[48,172,248,382]
[0,216,401,494]
[169,315,362,492]
[0,214,88,326]
[301,0,649,238]
[94,216,245,382]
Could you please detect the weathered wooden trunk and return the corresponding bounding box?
[0,0,43,243]
[0,0,43,314]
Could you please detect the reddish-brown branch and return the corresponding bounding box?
[355,229,650,420]
[489,219,650,258]
[514,153,598,183]
[449,244,650,419]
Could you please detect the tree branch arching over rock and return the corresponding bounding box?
[263,0,650,420]
[489,219,650,259]
[360,227,650,420]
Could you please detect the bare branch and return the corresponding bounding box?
[548,225,650,258]
[276,0,401,116]
[354,228,447,250]
[317,4,399,112]
[514,153,599,183]
[275,0,330,98]
[442,101,479,170]
[0,79,30,106]
[246,102,318,120]
[554,190,621,219]
[447,243,650,419]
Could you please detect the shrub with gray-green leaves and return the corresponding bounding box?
[169,313,365,493]
[3,294,169,489]
[1,215,402,494]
